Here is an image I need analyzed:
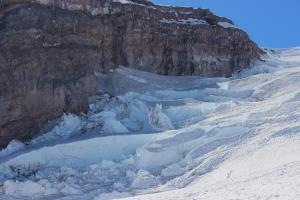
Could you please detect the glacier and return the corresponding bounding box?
[0,47,300,199]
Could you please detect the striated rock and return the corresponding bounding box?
[0,0,264,147]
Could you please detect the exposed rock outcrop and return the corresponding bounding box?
[0,0,264,147]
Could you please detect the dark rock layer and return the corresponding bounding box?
[0,0,264,147]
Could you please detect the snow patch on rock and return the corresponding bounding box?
[160,18,209,26]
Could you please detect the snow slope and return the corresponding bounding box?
[0,47,300,199]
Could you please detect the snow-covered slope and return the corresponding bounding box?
[1,47,300,200]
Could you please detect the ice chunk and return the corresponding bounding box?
[61,184,82,195]
[161,163,184,177]
[3,180,45,196]
[149,104,174,130]
[131,170,159,189]
[100,160,116,169]
[0,140,25,158]
[103,119,129,134]
[30,113,82,144]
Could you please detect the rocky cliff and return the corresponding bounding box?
[0,0,264,147]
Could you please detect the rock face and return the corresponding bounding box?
[0,0,264,147]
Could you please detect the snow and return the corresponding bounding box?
[0,140,25,158]
[161,163,184,177]
[1,47,300,200]
[218,21,237,29]
[160,19,237,28]
[149,104,174,130]
[113,0,133,4]
[101,112,130,134]
[61,184,82,195]
[130,170,159,189]
[94,191,132,200]
[0,134,155,171]
[160,18,209,26]
[112,0,151,7]
[29,113,82,145]
[121,137,300,200]
[3,180,46,197]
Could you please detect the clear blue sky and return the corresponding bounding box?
[152,0,300,48]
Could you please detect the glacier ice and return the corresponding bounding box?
[0,47,300,200]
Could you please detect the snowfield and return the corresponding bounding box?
[1,47,300,199]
